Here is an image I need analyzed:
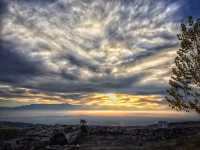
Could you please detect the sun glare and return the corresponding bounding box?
[80,93,166,111]
[106,93,118,103]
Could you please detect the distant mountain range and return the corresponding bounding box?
[0,104,88,110]
[0,104,135,111]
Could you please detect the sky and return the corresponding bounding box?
[0,0,200,111]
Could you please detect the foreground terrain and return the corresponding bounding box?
[0,121,200,150]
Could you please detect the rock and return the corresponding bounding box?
[46,145,80,150]
[2,143,12,150]
[63,145,80,150]
[49,132,68,145]
[65,131,81,145]
[46,145,64,150]
[49,130,81,146]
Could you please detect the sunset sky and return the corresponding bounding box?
[0,0,200,111]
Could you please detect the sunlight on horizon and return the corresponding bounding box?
[1,92,167,111]
[74,93,167,111]
[64,110,197,117]
[1,110,199,120]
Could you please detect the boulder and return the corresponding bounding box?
[49,132,68,145]
[49,130,81,146]
[65,130,81,145]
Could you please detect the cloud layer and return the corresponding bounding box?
[0,0,194,108]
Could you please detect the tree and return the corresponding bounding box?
[166,16,200,113]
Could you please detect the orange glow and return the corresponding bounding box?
[80,93,166,110]
[4,90,167,110]
[65,110,182,117]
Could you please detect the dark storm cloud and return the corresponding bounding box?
[0,0,8,16]
[139,42,178,52]
[20,70,167,96]
[0,40,46,83]
[64,53,100,73]
[60,71,79,81]
[0,85,27,98]
[16,0,57,5]
[0,0,196,106]
[0,84,89,106]
[58,93,89,100]
[0,0,8,35]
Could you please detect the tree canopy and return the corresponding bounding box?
[166,17,200,113]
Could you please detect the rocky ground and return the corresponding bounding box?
[0,121,200,150]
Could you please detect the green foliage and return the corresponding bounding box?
[166,16,200,113]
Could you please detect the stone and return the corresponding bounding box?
[65,130,81,145]
[49,132,68,145]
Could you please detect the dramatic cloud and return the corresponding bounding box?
[0,0,199,108]
[0,84,166,110]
